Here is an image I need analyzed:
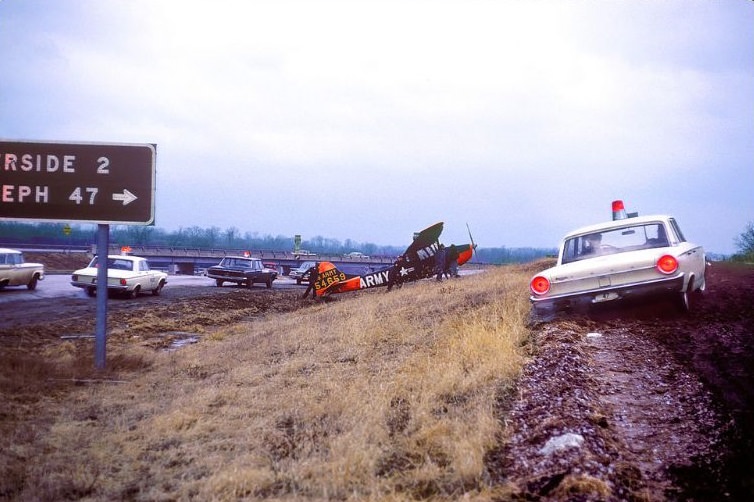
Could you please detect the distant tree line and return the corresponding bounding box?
[732,221,754,262]
[0,222,555,264]
[474,246,556,264]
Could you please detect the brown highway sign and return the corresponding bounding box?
[1,140,156,225]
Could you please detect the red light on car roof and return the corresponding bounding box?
[612,200,627,220]
[530,276,551,295]
[656,255,679,274]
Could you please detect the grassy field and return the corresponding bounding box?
[1,264,536,500]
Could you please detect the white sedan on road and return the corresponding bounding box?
[530,202,706,313]
[71,255,168,298]
[0,248,45,290]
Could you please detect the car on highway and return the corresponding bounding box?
[293,250,317,259]
[206,256,277,288]
[289,261,316,284]
[529,201,706,313]
[263,262,278,272]
[71,255,168,298]
[345,251,370,259]
[0,248,45,290]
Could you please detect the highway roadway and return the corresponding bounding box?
[0,268,483,306]
[0,273,303,305]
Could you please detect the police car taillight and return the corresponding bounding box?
[120,278,128,286]
[656,255,679,274]
[530,276,550,295]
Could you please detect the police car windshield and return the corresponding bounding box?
[561,222,669,264]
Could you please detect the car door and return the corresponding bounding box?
[251,259,263,281]
[0,252,13,285]
[4,253,24,286]
[141,260,158,288]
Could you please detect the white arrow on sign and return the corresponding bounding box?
[112,189,138,206]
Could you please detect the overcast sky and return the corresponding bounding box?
[1,0,752,254]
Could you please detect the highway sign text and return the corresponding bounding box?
[1,140,156,225]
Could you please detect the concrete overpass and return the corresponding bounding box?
[100,245,394,276]
[1,243,395,275]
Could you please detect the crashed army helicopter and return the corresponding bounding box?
[310,222,476,297]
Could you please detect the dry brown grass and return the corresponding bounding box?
[1,265,533,500]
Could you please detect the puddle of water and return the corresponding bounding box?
[161,331,200,351]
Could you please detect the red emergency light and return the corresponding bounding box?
[612,200,627,220]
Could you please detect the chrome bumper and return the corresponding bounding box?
[530,274,685,307]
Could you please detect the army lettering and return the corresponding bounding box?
[359,270,391,288]
[416,243,439,260]
[314,267,347,290]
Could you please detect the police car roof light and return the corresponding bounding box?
[612,200,627,220]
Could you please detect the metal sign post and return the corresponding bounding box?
[95,224,109,370]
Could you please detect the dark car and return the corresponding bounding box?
[289,261,316,284]
[263,262,278,273]
[206,256,277,288]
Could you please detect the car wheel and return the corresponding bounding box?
[677,290,690,312]
[296,278,302,285]
[27,276,38,290]
[266,278,272,289]
[129,286,140,299]
[87,287,96,297]
[216,279,224,287]
[676,277,694,313]
[152,281,164,296]
[247,277,254,289]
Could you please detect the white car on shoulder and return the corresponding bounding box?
[71,254,168,298]
[0,248,45,290]
[530,201,706,313]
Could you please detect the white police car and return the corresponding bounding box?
[71,254,168,298]
[530,201,706,313]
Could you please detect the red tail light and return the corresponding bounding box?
[530,276,551,295]
[656,255,679,274]
[120,278,128,286]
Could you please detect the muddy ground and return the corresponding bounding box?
[490,261,754,500]
[0,284,307,352]
[1,259,753,500]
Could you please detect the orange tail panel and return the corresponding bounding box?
[457,247,473,266]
